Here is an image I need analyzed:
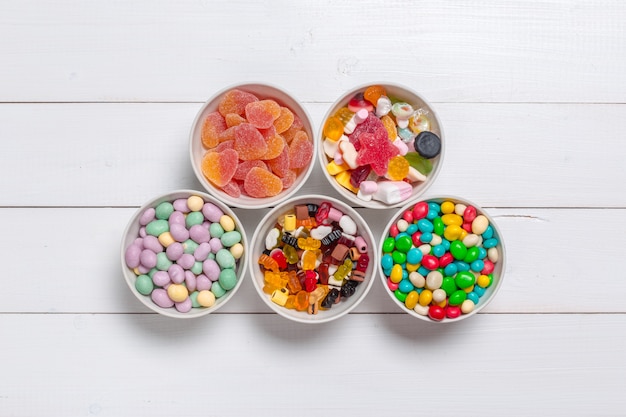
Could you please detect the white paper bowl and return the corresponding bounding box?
[378,195,505,322]
[318,82,444,209]
[190,83,316,209]
[121,190,248,318]
[249,195,377,323]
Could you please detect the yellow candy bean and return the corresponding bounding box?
[441,213,463,226]
[443,224,462,241]
[440,201,455,214]
[405,291,419,310]
[220,215,235,232]
[418,289,433,306]
[158,231,175,247]
[167,284,188,303]
[390,264,403,283]
[197,290,216,307]
[187,195,204,212]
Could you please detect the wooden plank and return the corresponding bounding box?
[0,0,624,103]
[1,207,624,314]
[0,313,624,416]
[1,102,624,207]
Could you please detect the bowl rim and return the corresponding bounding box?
[189,82,317,209]
[377,194,506,323]
[317,81,446,209]
[120,189,248,319]
[248,193,378,324]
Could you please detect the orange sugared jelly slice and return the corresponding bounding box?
[218,89,259,117]
[263,135,286,160]
[201,148,238,187]
[273,107,295,134]
[245,100,281,129]
[243,167,283,198]
[201,112,227,149]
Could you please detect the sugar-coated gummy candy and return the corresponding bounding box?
[245,100,281,129]
[218,89,259,117]
[198,89,313,199]
[201,148,238,187]
[244,167,283,198]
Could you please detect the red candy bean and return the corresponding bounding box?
[428,305,445,321]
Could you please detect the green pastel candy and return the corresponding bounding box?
[146,219,169,237]
[211,282,226,298]
[185,211,204,228]
[135,274,154,295]
[156,252,172,271]
[220,231,241,248]
[191,261,203,275]
[216,249,235,269]
[218,269,237,290]
[155,202,174,220]
[210,223,225,239]
[183,239,198,254]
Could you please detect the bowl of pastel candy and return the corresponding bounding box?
[190,83,316,209]
[121,190,248,318]
[249,195,377,323]
[318,83,444,209]
[379,196,505,322]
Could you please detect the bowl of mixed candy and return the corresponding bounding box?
[318,83,444,208]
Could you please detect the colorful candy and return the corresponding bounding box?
[199,89,313,198]
[322,85,442,205]
[258,202,370,315]
[380,199,500,321]
[124,195,244,313]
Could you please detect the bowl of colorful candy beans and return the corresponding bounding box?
[190,83,316,209]
[379,196,505,322]
[319,83,444,209]
[121,190,248,318]
[249,195,377,323]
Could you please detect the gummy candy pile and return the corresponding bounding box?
[322,85,442,205]
[200,89,313,199]
[259,201,370,315]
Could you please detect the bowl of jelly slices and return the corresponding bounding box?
[121,190,248,318]
[190,83,317,209]
[249,195,378,324]
[378,196,505,322]
[318,83,445,209]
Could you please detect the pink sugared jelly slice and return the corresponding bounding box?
[218,89,259,117]
[288,131,313,169]
[234,123,268,161]
[233,160,268,181]
[201,148,238,187]
[245,100,281,129]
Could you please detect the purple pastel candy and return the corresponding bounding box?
[137,264,151,274]
[168,210,186,226]
[166,242,184,261]
[139,227,147,238]
[125,243,142,268]
[209,237,223,254]
[139,207,156,226]
[151,288,174,308]
[170,223,190,242]
[194,242,212,262]
[140,249,157,269]
[133,237,144,248]
[202,259,220,281]
[142,235,163,253]
[152,270,171,287]
[202,202,224,223]
[196,274,212,291]
[173,198,191,213]
[185,270,197,292]
[189,224,211,244]
[175,297,192,313]
[177,253,196,270]
[168,263,185,284]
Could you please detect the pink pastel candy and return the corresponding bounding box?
[202,203,224,223]
[354,108,369,124]
[142,235,163,253]
[166,242,183,261]
[393,138,409,156]
[168,264,185,284]
[189,224,211,244]
[151,288,174,308]
[196,274,212,291]
[194,242,212,261]
[140,249,157,269]
[359,180,378,195]
[139,207,155,226]
[185,271,197,292]
[175,297,192,313]
[152,271,171,287]
[177,253,196,270]
[168,211,186,226]
[372,181,413,205]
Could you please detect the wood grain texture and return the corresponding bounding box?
[0,0,624,103]
[1,314,625,417]
[1,102,624,207]
[1,0,625,415]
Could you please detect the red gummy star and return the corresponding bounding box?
[356,131,399,176]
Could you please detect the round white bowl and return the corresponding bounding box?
[190,83,316,209]
[121,190,248,318]
[249,194,377,323]
[318,82,444,209]
[378,195,505,322]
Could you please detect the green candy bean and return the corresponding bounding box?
[220,231,242,248]
[455,271,476,289]
[135,274,154,295]
[156,252,172,271]
[216,249,235,269]
[449,290,467,306]
[218,269,238,290]
[155,202,174,220]
[211,282,226,298]
[185,211,204,228]
[382,237,395,253]
[146,219,169,237]
[210,223,225,239]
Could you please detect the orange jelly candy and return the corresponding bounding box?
[288,131,313,169]
[201,112,227,149]
[263,135,286,160]
[244,167,283,198]
[201,148,238,187]
[234,123,268,161]
[273,107,295,134]
[218,89,259,117]
[364,85,386,105]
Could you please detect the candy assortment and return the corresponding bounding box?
[257,200,371,316]
[198,88,313,199]
[322,85,442,205]
[380,199,501,321]
[124,194,244,314]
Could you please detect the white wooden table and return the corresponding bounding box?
[2,1,625,415]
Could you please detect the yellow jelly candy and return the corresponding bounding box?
[386,156,409,181]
